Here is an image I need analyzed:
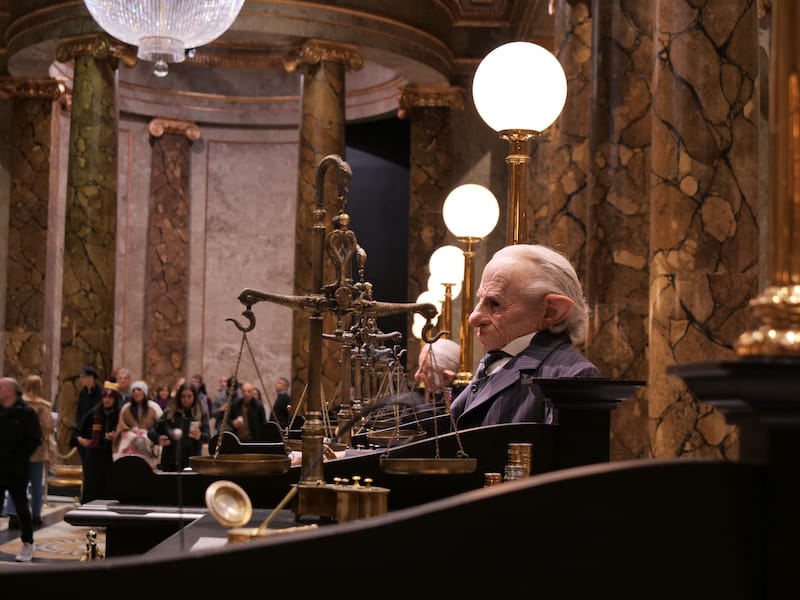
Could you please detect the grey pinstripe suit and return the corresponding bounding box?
[449,330,600,430]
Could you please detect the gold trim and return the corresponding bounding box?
[397,85,465,118]
[283,38,363,73]
[0,76,65,100]
[186,47,288,71]
[55,33,137,67]
[148,117,201,142]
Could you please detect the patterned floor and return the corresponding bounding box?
[0,496,106,564]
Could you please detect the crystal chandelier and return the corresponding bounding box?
[83,0,246,77]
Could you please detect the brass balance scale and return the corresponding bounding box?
[190,154,476,540]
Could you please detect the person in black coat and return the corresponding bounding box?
[73,381,121,503]
[148,383,210,472]
[0,377,43,561]
[272,376,292,430]
[219,381,273,442]
[74,365,102,465]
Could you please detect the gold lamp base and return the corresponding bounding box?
[735,285,800,356]
[453,371,473,386]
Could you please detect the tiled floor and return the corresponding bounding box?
[0,495,106,565]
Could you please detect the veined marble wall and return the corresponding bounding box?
[114,120,151,377]
[113,120,298,405]
[191,126,298,404]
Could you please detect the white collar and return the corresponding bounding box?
[501,331,537,356]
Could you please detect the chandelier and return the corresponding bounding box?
[83,0,246,77]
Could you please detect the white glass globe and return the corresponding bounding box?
[472,41,568,133]
[442,184,499,239]
[428,245,464,286]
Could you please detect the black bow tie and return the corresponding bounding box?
[477,350,511,378]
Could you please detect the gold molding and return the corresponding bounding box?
[55,34,138,68]
[397,85,465,118]
[283,38,363,73]
[0,76,65,101]
[186,47,288,71]
[148,117,201,142]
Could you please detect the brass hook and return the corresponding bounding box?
[226,306,256,332]
[422,320,447,344]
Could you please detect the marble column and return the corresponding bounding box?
[649,0,759,459]
[144,118,200,388]
[284,39,362,407]
[0,78,64,380]
[586,0,655,459]
[398,85,464,372]
[54,35,124,451]
[532,1,593,278]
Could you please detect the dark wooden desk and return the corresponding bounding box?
[64,500,208,557]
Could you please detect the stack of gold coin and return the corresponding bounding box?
[484,472,503,487]
[507,442,532,476]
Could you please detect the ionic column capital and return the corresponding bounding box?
[283,39,363,73]
[55,34,138,67]
[148,117,201,142]
[0,77,66,101]
[397,85,466,118]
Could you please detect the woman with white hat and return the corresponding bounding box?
[112,380,162,469]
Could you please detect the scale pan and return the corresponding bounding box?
[379,456,477,475]
[190,453,291,476]
[205,480,253,528]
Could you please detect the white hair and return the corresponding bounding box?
[420,338,460,374]
[491,244,590,344]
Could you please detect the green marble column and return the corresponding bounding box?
[144,118,200,390]
[55,36,120,452]
[0,78,63,380]
[285,39,362,407]
[398,85,464,372]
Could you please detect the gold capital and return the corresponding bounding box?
[397,85,466,118]
[56,34,138,68]
[148,117,201,142]
[0,77,66,101]
[283,39,363,73]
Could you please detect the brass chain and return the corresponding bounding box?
[213,331,247,459]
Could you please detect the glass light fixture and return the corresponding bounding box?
[471,41,568,244]
[442,184,500,383]
[83,0,246,77]
[442,184,500,240]
[429,244,465,288]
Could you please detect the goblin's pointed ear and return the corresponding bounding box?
[542,294,574,328]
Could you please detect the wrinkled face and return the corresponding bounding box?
[0,380,16,408]
[468,257,545,352]
[180,388,196,408]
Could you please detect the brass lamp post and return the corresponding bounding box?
[428,244,465,337]
[735,0,800,357]
[442,184,500,384]
[472,41,568,245]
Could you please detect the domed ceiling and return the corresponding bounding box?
[1,0,554,125]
